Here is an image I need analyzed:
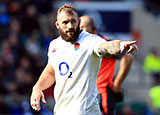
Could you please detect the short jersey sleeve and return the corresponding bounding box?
[47,40,54,65]
[92,34,107,57]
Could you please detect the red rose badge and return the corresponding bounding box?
[74,43,80,51]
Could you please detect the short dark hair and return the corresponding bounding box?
[57,4,78,18]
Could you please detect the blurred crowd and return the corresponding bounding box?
[0,0,160,114]
[143,47,160,114]
[0,0,58,114]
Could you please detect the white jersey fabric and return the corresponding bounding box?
[48,30,106,115]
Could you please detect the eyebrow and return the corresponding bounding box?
[62,18,77,22]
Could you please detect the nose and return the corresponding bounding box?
[67,22,73,29]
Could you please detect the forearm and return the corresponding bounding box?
[98,40,137,58]
[33,63,55,91]
[98,40,121,58]
[114,54,133,86]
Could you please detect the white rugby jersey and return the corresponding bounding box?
[48,30,106,115]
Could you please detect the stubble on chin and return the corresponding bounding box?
[59,25,80,43]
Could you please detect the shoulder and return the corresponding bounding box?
[49,36,61,45]
[98,33,110,41]
[80,30,102,41]
[79,30,92,39]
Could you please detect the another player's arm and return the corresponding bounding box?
[30,63,55,111]
[112,54,133,93]
[98,40,137,58]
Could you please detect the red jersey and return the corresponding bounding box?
[96,34,117,94]
[97,58,116,93]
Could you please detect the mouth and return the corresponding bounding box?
[67,31,74,35]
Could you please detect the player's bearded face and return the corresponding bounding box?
[59,23,80,43]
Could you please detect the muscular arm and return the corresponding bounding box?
[112,54,133,93]
[98,40,121,58]
[33,63,55,91]
[98,40,137,58]
[30,63,55,111]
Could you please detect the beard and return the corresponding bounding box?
[59,24,80,43]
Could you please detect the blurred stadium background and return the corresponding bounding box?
[0,0,160,114]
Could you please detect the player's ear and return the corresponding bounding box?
[55,21,59,29]
[92,25,96,31]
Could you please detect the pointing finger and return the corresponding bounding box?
[125,41,137,46]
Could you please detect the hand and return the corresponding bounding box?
[120,41,138,53]
[112,85,124,103]
[30,88,46,111]
[127,44,138,54]
[112,84,122,93]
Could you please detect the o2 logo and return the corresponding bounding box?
[59,62,72,78]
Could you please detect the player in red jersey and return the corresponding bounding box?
[80,15,135,115]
